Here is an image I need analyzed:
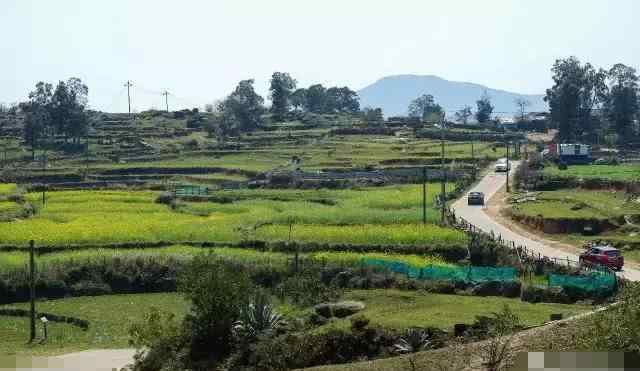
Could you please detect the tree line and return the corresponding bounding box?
[19,78,90,159]
[407,92,495,125]
[207,72,361,139]
[545,56,639,146]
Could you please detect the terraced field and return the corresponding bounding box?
[0,291,591,356]
[543,163,640,182]
[0,184,467,250]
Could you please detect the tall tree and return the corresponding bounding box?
[290,88,307,112]
[362,107,384,126]
[454,106,473,124]
[326,87,360,113]
[20,82,53,159]
[221,79,265,133]
[514,98,531,122]
[50,78,89,143]
[269,72,296,122]
[545,57,607,142]
[605,63,639,145]
[475,91,494,123]
[408,94,443,122]
[304,84,327,113]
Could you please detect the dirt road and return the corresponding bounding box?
[452,162,640,282]
[6,349,136,371]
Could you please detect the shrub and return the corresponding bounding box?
[314,301,365,319]
[472,280,522,298]
[422,280,457,294]
[239,327,396,370]
[520,285,572,304]
[233,290,284,342]
[129,308,188,371]
[276,270,341,306]
[70,281,112,296]
[177,254,254,367]
[155,192,175,205]
[393,327,434,354]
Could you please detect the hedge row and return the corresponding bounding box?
[416,129,525,142]
[329,127,396,136]
[0,308,89,329]
[0,240,469,262]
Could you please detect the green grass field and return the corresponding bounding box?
[319,290,591,331]
[56,133,506,173]
[509,189,640,220]
[0,185,467,249]
[0,246,451,273]
[0,184,16,196]
[0,293,190,356]
[0,290,591,356]
[543,164,640,182]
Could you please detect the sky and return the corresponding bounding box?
[1,0,638,112]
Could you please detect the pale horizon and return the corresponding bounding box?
[2,0,638,112]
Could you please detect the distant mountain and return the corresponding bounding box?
[357,75,547,118]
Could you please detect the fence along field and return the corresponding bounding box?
[0,184,467,250]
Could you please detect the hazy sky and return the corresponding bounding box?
[1,0,638,112]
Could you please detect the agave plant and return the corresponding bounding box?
[393,328,433,354]
[233,291,284,341]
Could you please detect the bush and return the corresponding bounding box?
[178,255,254,368]
[472,280,522,298]
[520,285,572,304]
[314,301,365,319]
[70,281,112,296]
[558,162,568,170]
[237,327,396,370]
[155,192,175,205]
[276,270,342,306]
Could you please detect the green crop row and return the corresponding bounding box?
[0,185,467,250]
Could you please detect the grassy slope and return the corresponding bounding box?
[319,290,591,331]
[0,185,467,248]
[0,246,450,272]
[510,189,640,220]
[0,290,591,357]
[543,164,640,181]
[0,293,190,356]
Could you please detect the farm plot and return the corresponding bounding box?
[320,289,591,331]
[0,246,451,273]
[0,290,591,356]
[543,163,640,182]
[508,189,640,262]
[0,185,468,251]
[509,189,640,220]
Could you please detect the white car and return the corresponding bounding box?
[495,158,510,172]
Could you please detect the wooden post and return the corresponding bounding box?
[422,167,427,225]
[29,240,36,343]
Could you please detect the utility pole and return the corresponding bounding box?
[124,81,133,117]
[506,141,511,193]
[422,166,427,225]
[161,90,170,112]
[29,240,36,343]
[440,112,446,224]
[471,141,476,180]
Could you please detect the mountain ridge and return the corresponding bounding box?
[357,74,547,118]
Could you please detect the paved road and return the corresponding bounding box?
[452,162,640,282]
[5,349,136,371]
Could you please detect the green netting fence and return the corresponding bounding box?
[363,259,518,283]
[549,272,617,296]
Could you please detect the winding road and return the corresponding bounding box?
[452,162,640,282]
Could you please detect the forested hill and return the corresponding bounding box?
[358,74,547,117]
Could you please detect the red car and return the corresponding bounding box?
[579,245,624,271]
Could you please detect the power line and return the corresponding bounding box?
[161,90,170,112]
[124,81,133,117]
